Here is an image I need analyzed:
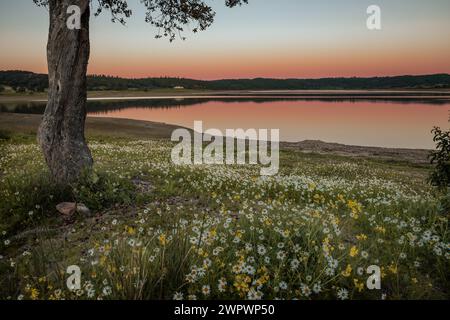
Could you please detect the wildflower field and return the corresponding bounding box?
[0,134,448,300]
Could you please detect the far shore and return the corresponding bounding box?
[0,112,431,165]
[1,88,450,103]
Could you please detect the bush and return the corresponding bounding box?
[0,169,136,234]
[429,127,450,191]
[0,130,12,140]
[0,171,71,233]
[72,170,136,211]
[434,187,450,215]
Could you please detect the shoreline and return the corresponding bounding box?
[1,89,450,103]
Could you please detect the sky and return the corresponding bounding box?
[0,0,450,80]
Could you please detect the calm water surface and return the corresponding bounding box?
[3,96,449,149]
[88,98,449,149]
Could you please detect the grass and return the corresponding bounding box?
[0,128,448,300]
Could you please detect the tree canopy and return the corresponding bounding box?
[33,0,248,41]
[2,70,450,92]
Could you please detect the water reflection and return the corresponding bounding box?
[1,97,449,149]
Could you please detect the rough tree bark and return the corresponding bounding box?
[38,0,92,185]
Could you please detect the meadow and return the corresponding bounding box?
[0,120,448,300]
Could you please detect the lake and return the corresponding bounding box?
[2,96,449,149]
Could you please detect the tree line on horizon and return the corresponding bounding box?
[1,70,450,93]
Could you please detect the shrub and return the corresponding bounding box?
[429,127,450,191]
[0,171,71,233]
[0,130,12,140]
[0,169,136,234]
[72,169,136,211]
[437,188,450,215]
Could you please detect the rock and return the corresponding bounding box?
[56,202,76,216]
[132,178,154,193]
[56,202,91,216]
[76,203,91,216]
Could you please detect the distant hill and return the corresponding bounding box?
[1,70,449,92]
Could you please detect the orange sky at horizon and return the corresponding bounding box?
[87,48,450,80]
[9,45,449,80]
[1,1,450,80]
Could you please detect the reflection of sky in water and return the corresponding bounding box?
[1,98,449,149]
[85,99,450,149]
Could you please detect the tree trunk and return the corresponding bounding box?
[38,0,92,185]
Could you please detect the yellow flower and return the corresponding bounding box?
[258,266,268,274]
[30,288,39,300]
[347,200,362,218]
[388,264,398,274]
[375,226,386,234]
[342,264,352,277]
[233,274,251,294]
[313,194,322,203]
[312,210,320,218]
[356,234,367,241]
[255,274,270,287]
[349,246,359,257]
[333,216,340,225]
[353,279,364,292]
[322,236,334,254]
[126,226,136,235]
[107,265,117,273]
[158,234,167,246]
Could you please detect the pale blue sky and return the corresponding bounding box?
[1,0,449,79]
